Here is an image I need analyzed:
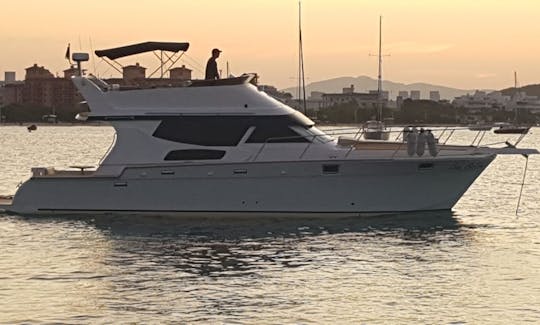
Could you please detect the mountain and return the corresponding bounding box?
[500,84,540,97]
[281,76,486,100]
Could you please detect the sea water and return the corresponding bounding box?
[0,125,539,323]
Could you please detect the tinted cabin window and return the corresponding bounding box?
[164,149,226,160]
[153,114,314,146]
[153,117,250,146]
[247,125,309,143]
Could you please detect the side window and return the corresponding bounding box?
[153,117,250,146]
[246,125,309,143]
[164,149,226,160]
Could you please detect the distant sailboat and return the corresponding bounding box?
[494,71,530,134]
[363,16,390,141]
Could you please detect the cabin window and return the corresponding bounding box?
[247,126,309,143]
[153,118,250,146]
[152,114,315,146]
[164,149,226,161]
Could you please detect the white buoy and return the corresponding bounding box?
[426,130,438,156]
[406,128,418,156]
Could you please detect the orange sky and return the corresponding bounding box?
[1,0,539,90]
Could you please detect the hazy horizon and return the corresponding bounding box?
[1,0,539,90]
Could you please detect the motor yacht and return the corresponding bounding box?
[0,42,537,216]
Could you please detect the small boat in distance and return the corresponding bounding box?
[363,120,390,140]
[493,122,530,134]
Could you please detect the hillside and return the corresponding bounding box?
[281,76,486,100]
[500,84,540,97]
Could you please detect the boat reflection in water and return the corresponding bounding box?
[67,210,464,276]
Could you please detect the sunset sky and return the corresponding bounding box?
[1,0,539,90]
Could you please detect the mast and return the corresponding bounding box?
[298,0,307,115]
[514,71,519,122]
[377,16,383,122]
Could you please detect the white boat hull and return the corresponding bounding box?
[6,156,495,216]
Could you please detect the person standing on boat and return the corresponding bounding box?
[205,48,221,80]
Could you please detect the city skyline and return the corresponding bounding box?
[1,0,539,90]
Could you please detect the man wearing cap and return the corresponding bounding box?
[205,48,221,80]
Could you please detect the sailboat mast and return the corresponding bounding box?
[514,71,519,122]
[377,16,383,122]
[298,0,307,115]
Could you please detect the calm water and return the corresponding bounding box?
[0,125,539,324]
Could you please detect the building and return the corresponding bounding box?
[2,83,24,105]
[4,72,16,84]
[22,64,79,108]
[410,90,421,100]
[368,90,389,100]
[25,64,54,79]
[507,91,540,114]
[429,91,440,101]
[169,65,192,80]
[396,96,405,109]
[122,63,146,83]
[452,90,510,112]
[342,84,355,94]
[309,91,325,101]
[398,91,409,99]
[258,85,293,103]
[322,88,381,109]
[288,98,324,113]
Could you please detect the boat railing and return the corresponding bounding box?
[250,125,529,161]
[251,128,361,162]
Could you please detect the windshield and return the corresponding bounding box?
[291,126,334,143]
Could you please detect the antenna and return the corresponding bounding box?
[298,0,307,115]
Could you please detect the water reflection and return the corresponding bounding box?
[85,210,463,239]
[11,211,472,279]
[1,211,526,324]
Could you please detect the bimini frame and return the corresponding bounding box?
[95,41,190,78]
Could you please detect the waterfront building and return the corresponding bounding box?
[398,90,409,99]
[429,91,440,101]
[507,91,540,114]
[122,63,146,84]
[22,64,79,108]
[169,65,192,80]
[322,89,381,109]
[4,72,16,84]
[452,90,510,112]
